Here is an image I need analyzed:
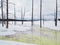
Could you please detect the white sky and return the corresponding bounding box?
[9,0,60,14]
[0,0,60,19]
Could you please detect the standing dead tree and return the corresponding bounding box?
[55,0,58,26]
[1,0,4,26]
[6,0,8,28]
[40,0,42,28]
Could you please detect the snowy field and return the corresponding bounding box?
[0,21,60,36]
[0,21,60,45]
[13,21,60,30]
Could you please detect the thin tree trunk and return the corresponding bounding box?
[1,0,4,26]
[40,0,42,28]
[21,8,23,25]
[55,0,58,26]
[14,4,16,25]
[23,8,25,24]
[32,0,33,26]
[6,0,8,28]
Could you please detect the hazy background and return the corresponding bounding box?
[0,0,60,20]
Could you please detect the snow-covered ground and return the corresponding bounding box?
[0,21,60,36]
[0,21,60,45]
[44,21,60,30]
[33,21,60,30]
[0,21,60,31]
[23,21,60,30]
[0,40,35,45]
[9,21,60,30]
[0,23,31,36]
[0,24,16,36]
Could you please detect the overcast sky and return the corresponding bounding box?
[0,0,60,19]
[9,0,60,16]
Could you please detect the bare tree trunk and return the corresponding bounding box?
[1,0,4,26]
[55,0,58,26]
[23,8,25,24]
[40,0,42,28]
[14,4,16,25]
[6,0,8,28]
[32,0,34,26]
[21,8,23,25]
